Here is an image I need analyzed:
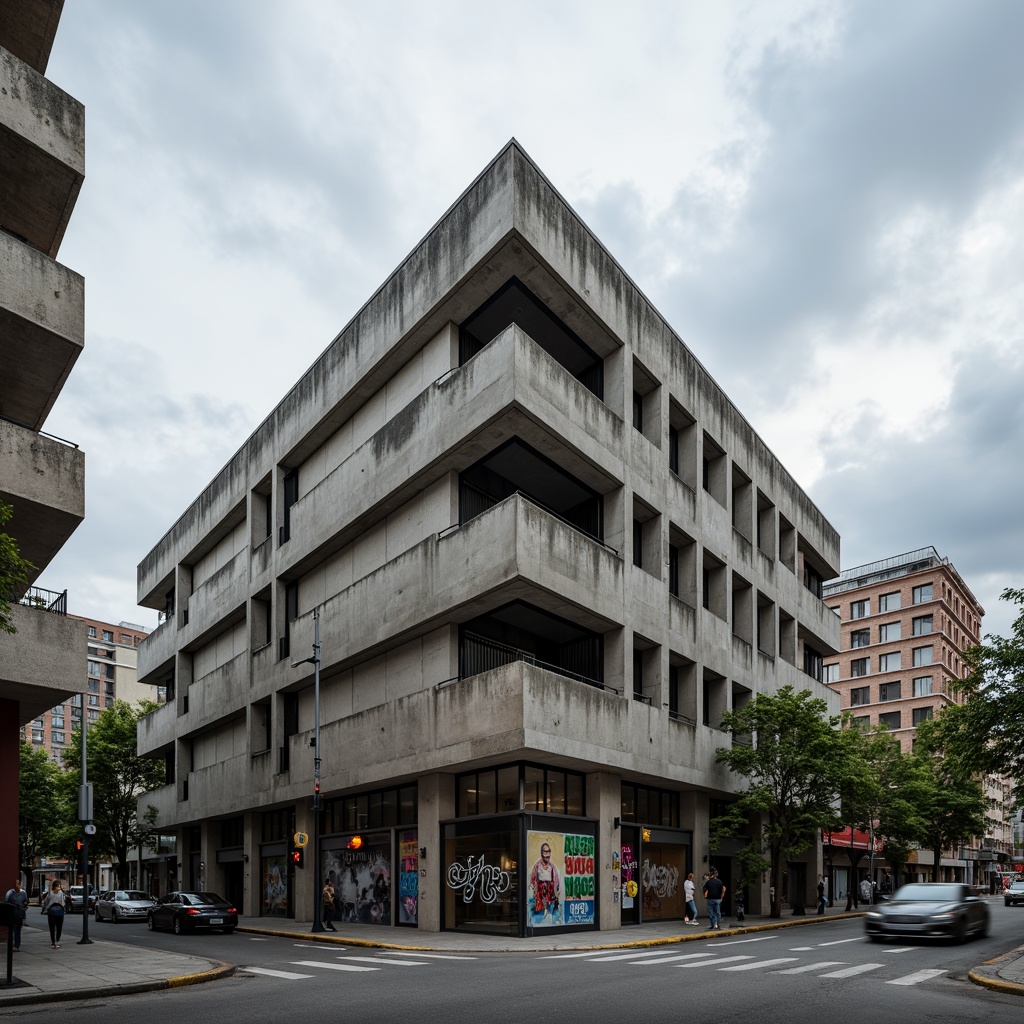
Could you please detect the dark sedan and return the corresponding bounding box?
[864,882,989,943]
[1005,880,1024,907]
[147,891,238,934]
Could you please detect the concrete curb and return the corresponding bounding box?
[0,960,236,1007]
[968,944,1024,997]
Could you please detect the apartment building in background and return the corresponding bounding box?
[0,0,87,885]
[21,617,154,763]
[822,547,1013,887]
[135,142,841,935]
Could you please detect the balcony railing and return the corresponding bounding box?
[17,586,67,615]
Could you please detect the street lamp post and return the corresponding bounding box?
[292,609,324,934]
[78,708,94,945]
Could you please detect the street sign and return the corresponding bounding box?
[293,831,309,848]
[84,823,97,836]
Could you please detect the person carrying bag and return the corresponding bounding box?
[40,880,68,948]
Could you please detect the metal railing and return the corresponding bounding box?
[459,632,617,693]
[17,586,67,615]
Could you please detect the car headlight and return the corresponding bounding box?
[866,911,882,919]
[929,912,955,921]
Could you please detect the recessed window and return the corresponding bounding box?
[912,583,933,604]
[879,681,901,701]
[102,630,114,642]
[879,622,900,643]
[87,626,97,638]
[879,592,901,612]
[850,715,870,731]
[912,615,933,636]
[850,629,870,649]
[878,710,901,731]
[850,658,869,677]
[912,675,932,697]
[879,652,901,672]
[823,663,839,684]
[851,599,870,619]
[912,706,933,726]
[912,645,933,667]
[850,685,870,706]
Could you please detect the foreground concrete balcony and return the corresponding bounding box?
[0,45,84,258]
[0,415,83,582]
[0,230,84,428]
[0,601,85,722]
[0,1,64,74]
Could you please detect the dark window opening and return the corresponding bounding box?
[281,469,298,544]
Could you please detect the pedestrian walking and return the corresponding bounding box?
[859,877,872,906]
[683,872,699,925]
[702,868,726,930]
[40,879,69,948]
[321,878,338,931]
[4,878,28,951]
[816,876,826,915]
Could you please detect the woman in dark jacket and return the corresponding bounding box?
[40,880,68,947]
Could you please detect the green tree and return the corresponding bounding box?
[0,500,35,633]
[711,686,851,918]
[938,587,1024,794]
[64,700,165,886]
[18,741,74,873]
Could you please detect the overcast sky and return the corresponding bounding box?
[35,0,1024,643]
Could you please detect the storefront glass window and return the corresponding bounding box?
[260,855,289,918]
[398,830,419,925]
[444,825,519,934]
[324,833,392,925]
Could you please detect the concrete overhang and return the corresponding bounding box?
[0,229,84,428]
[0,45,84,258]
[0,0,65,74]
[0,602,85,722]
[0,416,84,583]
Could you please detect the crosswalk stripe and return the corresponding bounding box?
[818,963,885,978]
[243,966,315,979]
[290,960,378,973]
[718,958,799,971]
[376,952,478,960]
[585,949,692,962]
[887,969,948,986]
[816,938,862,947]
[772,961,848,974]
[883,947,914,954]
[630,953,718,965]
[679,955,754,968]
[337,955,428,966]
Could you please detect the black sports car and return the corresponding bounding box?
[147,891,238,934]
[864,882,988,943]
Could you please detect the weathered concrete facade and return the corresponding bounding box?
[136,143,840,936]
[0,0,87,888]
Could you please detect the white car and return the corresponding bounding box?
[94,889,158,923]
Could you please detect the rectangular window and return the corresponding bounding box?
[850,657,869,677]
[850,685,870,706]
[851,715,870,731]
[632,391,643,432]
[850,599,870,619]
[102,630,114,642]
[879,592,901,612]
[878,710,901,731]
[913,675,933,697]
[632,519,643,569]
[88,695,99,706]
[87,661,101,676]
[912,615,933,636]
[912,706,933,726]
[668,426,679,475]
[668,544,679,597]
[88,679,99,693]
[51,731,65,744]
[879,652,901,672]
[850,629,870,649]
[879,622,901,643]
[912,583,933,604]
[879,681,901,702]
[88,626,97,638]
[823,663,839,684]
[912,645,933,667]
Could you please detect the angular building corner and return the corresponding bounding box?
[135,140,841,935]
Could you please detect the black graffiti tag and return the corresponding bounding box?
[446,855,511,904]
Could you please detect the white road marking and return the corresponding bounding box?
[887,969,948,986]
[788,946,814,951]
[816,937,864,947]
[818,963,885,978]
[772,961,848,974]
[376,952,478,960]
[586,949,694,962]
[336,955,428,966]
[243,966,314,979]
[290,960,377,972]
[718,958,799,971]
[293,942,344,949]
[883,947,915,954]
[679,955,755,968]
[709,936,774,946]
[630,953,718,965]
[540,950,637,959]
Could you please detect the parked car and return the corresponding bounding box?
[147,891,238,934]
[1004,880,1024,907]
[68,885,98,914]
[864,882,989,943]
[94,889,158,923]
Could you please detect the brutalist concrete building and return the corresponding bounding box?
[0,0,87,887]
[136,142,840,936]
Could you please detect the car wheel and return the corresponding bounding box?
[953,918,968,944]
[147,913,156,931]
[222,927,235,934]
[867,934,882,943]
[112,909,119,924]
[173,916,184,935]
[978,915,990,939]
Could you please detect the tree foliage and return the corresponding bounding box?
[18,742,73,870]
[711,686,850,918]
[937,587,1024,797]
[63,700,164,886]
[0,500,35,633]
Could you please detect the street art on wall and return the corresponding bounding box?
[323,840,392,925]
[527,830,595,927]
[398,830,418,924]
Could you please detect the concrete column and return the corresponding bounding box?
[417,772,454,932]
[294,798,313,922]
[587,770,622,933]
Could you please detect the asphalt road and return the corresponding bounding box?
[11,904,1024,1024]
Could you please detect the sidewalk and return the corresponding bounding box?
[1,902,1021,1005]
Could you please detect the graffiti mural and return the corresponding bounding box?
[323,840,392,925]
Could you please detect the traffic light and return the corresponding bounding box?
[75,840,84,853]
[290,844,304,869]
